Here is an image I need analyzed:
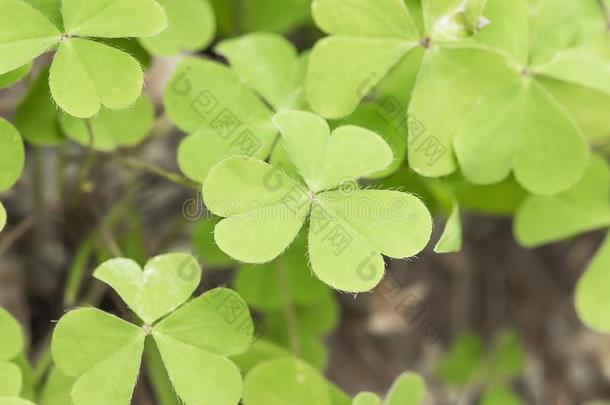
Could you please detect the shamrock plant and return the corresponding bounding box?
[51,253,253,405]
[0,119,25,232]
[202,110,432,292]
[0,308,25,398]
[0,0,167,117]
[166,32,310,183]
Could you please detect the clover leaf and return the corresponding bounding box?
[576,232,610,333]
[0,399,36,405]
[453,0,610,194]
[434,202,462,253]
[0,64,31,90]
[203,110,432,292]
[307,0,517,178]
[352,372,425,405]
[243,358,333,405]
[514,155,610,247]
[168,33,310,184]
[52,253,253,405]
[139,0,216,56]
[0,119,25,232]
[0,308,24,397]
[166,57,276,183]
[0,0,167,118]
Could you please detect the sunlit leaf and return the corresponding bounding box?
[0,63,31,89]
[434,202,462,253]
[94,253,201,325]
[49,38,143,118]
[385,372,426,405]
[38,368,75,405]
[62,0,167,38]
[0,119,25,192]
[243,358,333,405]
[0,0,60,74]
[352,392,380,405]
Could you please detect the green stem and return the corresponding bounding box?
[69,119,97,209]
[118,157,200,191]
[275,257,301,357]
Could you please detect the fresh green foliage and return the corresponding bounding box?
[0,308,24,397]
[0,0,167,117]
[576,232,610,332]
[140,0,216,56]
[515,155,610,247]
[352,392,381,405]
[0,63,31,89]
[480,386,524,405]
[0,119,25,232]
[51,254,253,405]
[203,111,432,292]
[434,202,462,253]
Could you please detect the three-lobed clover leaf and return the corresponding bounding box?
[306,0,519,178]
[139,0,216,56]
[352,372,425,405]
[0,119,25,232]
[203,110,432,293]
[51,253,253,405]
[0,0,167,118]
[453,0,610,195]
[167,32,309,184]
[0,308,25,398]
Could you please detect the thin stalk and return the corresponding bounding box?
[118,157,200,191]
[275,257,302,357]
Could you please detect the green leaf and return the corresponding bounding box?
[0,0,60,74]
[434,202,462,253]
[243,358,333,405]
[454,80,588,195]
[203,157,309,263]
[0,202,6,232]
[535,49,610,96]
[49,38,144,118]
[59,95,154,151]
[25,0,62,27]
[211,0,311,34]
[273,111,393,192]
[312,0,419,38]
[385,372,425,405]
[0,119,25,192]
[94,253,201,325]
[0,362,21,396]
[575,232,610,333]
[0,63,31,89]
[192,218,233,268]
[14,68,63,146]
[153,288,253,356]
[352,392,381,405]
[39,368,75,405]
[140,0,215,56]
[480,386,523,405]
[0,399,36,405]
[514,155,610,247]
[408,46,516,177]
[307,0,421,118]
[51,308,146,405]
[307,37,417,119]
[309,190,432,292]
[449,176,526,216]
[152,288,252,405]
[438,331,484,387]
[153,335,243,405]
[235,235,331,312]
[0,308,23,362]
[216,32,307,111]
[62,0,167,38]
[167,58,276,182]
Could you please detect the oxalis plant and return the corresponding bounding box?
[1,0,610,404]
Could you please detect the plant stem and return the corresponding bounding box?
[275,257,302,357]
[69,119,97,209]
[118,157,200,191]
